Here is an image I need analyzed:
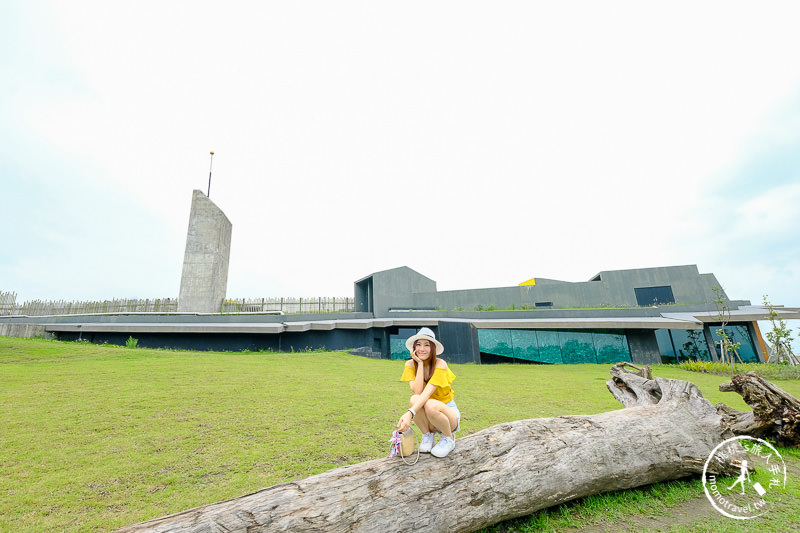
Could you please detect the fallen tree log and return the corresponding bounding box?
[716,371,800,446]
[116,364,746,533]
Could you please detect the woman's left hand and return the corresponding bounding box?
[397,412,412,433]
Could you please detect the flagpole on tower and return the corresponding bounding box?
[207,151,215,197]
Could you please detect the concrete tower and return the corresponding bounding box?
[177,190,232,313]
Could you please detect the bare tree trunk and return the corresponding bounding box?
[116,363,751,533]
[716,371,800,446]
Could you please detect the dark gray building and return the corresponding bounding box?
[356,264,725,315]
[353,264,778,365]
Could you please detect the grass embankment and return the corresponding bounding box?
[679,360,800,381]
[1,337,798,532]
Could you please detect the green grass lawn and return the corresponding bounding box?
[1,337,798,532]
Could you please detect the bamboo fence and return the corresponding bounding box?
[220,297,354,314]
[0,291,354,316]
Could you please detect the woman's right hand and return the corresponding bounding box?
[410,348,422,364]
[397,411,412,433]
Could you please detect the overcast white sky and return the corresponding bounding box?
[2,2,800,327]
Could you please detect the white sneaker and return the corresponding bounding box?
[431,436,455,458]
[419,432,436,453]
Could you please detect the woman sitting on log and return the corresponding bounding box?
[396,328,461,458]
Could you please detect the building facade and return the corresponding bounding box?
[4,264,796,365]
[357,264,771,365]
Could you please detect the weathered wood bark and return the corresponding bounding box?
[716,371,800,446]
[116,364,745,533]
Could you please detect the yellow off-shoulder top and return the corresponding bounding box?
[401,363,456,403]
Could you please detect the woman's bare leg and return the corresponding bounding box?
[423,399,458,439]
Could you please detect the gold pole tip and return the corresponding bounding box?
[210,151,214,155]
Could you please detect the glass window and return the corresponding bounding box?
[671,329,712,362]
[389,327,421,360]
[511,329,540,362]
[536,330,563,364]
[592,331,631,363]
[655,329,676,363]
[559,331,596,364]
[477,329,514,358]
[635,286,675,306]
[477,328,632,364]
[390,337,408,360]
[709,324,759,363]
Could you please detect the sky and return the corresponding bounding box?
[2,1,800,333]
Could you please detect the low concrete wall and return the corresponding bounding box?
[0,323,48,338]
[0,312,373,326]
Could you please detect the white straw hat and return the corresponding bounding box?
[405,327,444,355]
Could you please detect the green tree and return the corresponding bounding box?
[763,294,798,365]
[712,286,741,377]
